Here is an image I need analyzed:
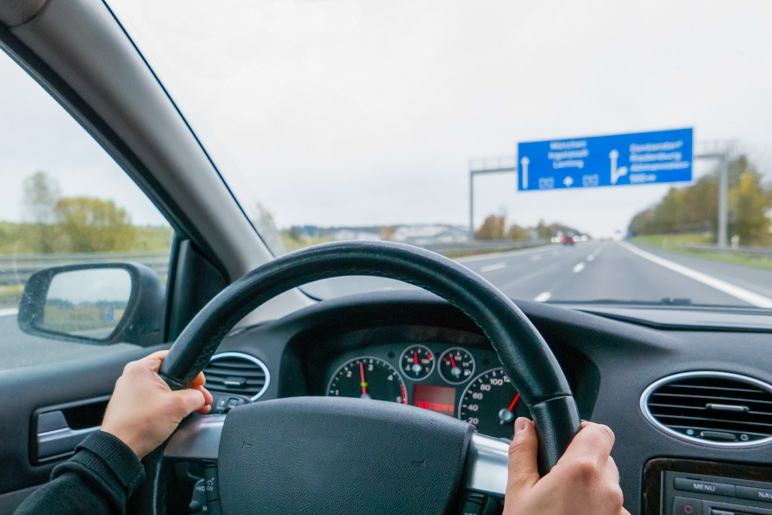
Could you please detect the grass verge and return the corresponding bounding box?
[630,234,772,271]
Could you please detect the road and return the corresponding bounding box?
[459,240,772,307]
[2,240,772,370]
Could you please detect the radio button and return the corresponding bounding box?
[673,496,702,515]
[675,478,735,497]
[736,486,772,503]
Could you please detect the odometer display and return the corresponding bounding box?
[459,368,529,438]
[327,357,407,404]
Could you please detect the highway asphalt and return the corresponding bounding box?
[459,240,772,307]
[2,240,772,369]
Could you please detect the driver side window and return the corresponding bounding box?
[0,48,173,369]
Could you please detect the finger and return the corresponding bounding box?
[170,389,206,418]
[196,385,213,406]
[189,371,206,389]
[144,350,169,372]
[606,455,620,483]
[507,418,540,493]
[558,422,615,468]
[197,404,212,415]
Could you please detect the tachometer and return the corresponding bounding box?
[327,357,407,404]
[459,367,529,439]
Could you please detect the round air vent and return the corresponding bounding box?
[203,352,270,401]
[641,371,772,447]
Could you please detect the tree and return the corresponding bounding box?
[54,197,136,252]
[626,154,772,243]
[730,170,772,244]
[475,215,506,240]
[22,171,61,253]
[507,224,530,241]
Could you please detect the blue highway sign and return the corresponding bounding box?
[517,128,693,191]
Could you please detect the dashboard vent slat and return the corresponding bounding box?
[203,352,271,401]
[641,372,772,447]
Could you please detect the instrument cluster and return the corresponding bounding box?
[324,343,529,439]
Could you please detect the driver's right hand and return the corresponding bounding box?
[504,418,630,515]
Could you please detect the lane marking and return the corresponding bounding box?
[618,241,772,308]
[531,254,542,261]
[534,291,552,302]
[481,262,506,273]
[573,262,585,273]
[587,255,594,261]
[0,308,18,317]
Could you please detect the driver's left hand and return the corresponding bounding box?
[101,350,213,459]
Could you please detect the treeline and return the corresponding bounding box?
[0,171,172,254]
[476,215,579,241]
[628,155,772,245]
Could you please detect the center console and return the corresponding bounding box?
[644,459,772,515]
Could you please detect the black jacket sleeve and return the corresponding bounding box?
[15,431,146,515]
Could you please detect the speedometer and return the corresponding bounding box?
[458,367,529,438]
[326,357,407,404]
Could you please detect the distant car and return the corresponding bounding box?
[561,236,575,246]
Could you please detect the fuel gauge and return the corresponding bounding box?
[400,345,435,381]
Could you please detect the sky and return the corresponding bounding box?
[2,0,772,237]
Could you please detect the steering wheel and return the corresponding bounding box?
[156,241,580,514]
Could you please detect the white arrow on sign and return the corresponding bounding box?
[563,176,574,187]
[609,149,628,185]
[520,157,530,189]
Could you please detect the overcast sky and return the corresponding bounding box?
[2,0,772,237]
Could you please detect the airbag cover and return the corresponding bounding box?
[218,397,474,514]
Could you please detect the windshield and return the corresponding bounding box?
[109,1,772,308]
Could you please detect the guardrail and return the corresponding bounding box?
[0,241,553,287]
[681,244,772,258]
[422,240,550,256]
[0,252,169,286]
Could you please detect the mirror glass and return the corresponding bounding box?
[41,268,132,339]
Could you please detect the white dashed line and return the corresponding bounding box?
[481,262,506,273]
[531,255,542,261]
[587,255,594,261]
[534,291,552,302]
[0,308,18,317]
[573,262,585,273]
[619,241,772,308]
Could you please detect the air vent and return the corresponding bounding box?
[641,371,772,447]
[203,352,270,401]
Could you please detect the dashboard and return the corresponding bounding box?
[206,290,772,515]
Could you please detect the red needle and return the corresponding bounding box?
[508,393,521,412]
[449,354,457,368]
[414,351,419,365]
[359,362,367,395]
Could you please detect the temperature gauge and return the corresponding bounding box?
[399,345,435,381]
[439,348,475,384]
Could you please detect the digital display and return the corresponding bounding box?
[412,384,456,416]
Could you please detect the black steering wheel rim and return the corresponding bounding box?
[159,241,580,474]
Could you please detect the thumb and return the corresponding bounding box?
[169,388,206,419]
[507,418,540,495]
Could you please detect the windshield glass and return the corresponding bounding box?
[109,0,772,308]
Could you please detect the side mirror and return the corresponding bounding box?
[18,263,165,346]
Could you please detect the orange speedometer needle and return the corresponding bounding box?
[508,393,521,412]
[449,354,457,368]
[359,361,367,395]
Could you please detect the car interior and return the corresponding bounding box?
[2,1,772,515]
